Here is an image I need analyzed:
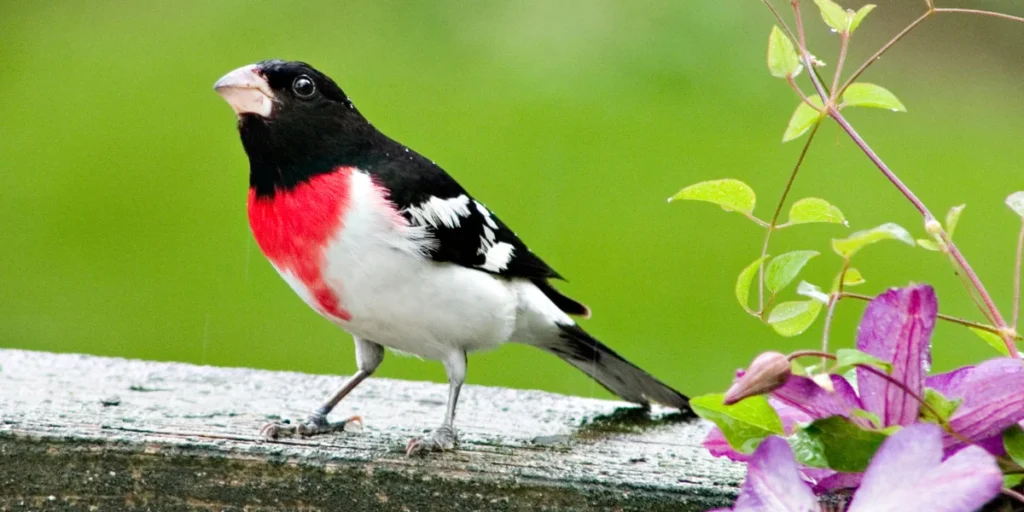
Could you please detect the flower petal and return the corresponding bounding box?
[732,437,818,512]
[771,374,863,422]
[811,471,862,493]
[925,365,974,396]
[704,426,752,462]
[942,358,1024,450]
[848,424,1002,512]
[703,398,811,462]
[856,285,937,426]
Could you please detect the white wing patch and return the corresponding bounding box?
[475,200,498,229]
[480,242,515,272]
[473,200,514,271]
[404,195,471,229]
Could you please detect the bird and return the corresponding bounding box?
[213,60,691,456]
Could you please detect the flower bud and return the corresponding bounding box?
[724,351,791,405]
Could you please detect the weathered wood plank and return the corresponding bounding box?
[0,349,741,511]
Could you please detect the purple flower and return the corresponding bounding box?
[855,285,936,427]
[703,284,1024,496]
[705,285,938,488]
[927,357,1024,453]
[714,424,1002,512]
[847,425,1002,512]
[712,436,817,512]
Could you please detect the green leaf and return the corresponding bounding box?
[850,408,882,429]
[1006,192,1024,217]
[916,239,942,251]
[669,179,756,215]
[690,393,784,454]
[787,428,830,468]
[969,327,1012,357]
[768,300,823,337]
[832,348,892,375]
[831,222,914,258]
[768,26,802,79]
[783,97,824,142]
[1004,424,1024,467]
[1005,473,1024,490]
[849,4,876,33]
[842,83,907,112]
[919,388,962,424]
[946,204,966,238]
[842,268,865,286]
[736,255,771,312]
[813,0,852,33]
[789,416,889,472]
[765,250,819,294]
[787,197,847,226]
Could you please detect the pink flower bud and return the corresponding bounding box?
[724,351,791,405]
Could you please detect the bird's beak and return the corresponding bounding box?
[214,64,275,118]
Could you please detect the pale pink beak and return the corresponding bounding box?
[214,64,275,118]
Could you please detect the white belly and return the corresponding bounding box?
[284,171,519,360]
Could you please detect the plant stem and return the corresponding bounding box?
[827,112,928,216]
[791,0,807,50]
[820,294,840,361]
[1014,220,1024,329]
[830,33,850,101]
[788,350,951,431]
[1002,487,1024,505]
[758,122,821,311]
[838,11,932,96]
[761,0,800,44]
[945,245,996,325]
[827,106,1017,357]
[841,292,1021,339]
[745,213,772,228]
[770,0,1020,358]
[934,8,1024,24]
[787,76,821,109]
[787,349,835,361]
[937,229,1015,352]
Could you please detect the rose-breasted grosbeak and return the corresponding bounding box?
[214,60,690,455]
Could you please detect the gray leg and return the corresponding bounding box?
[406,350,466,456]
[261,338,384,440]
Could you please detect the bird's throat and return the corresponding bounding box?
[247,168,355,322]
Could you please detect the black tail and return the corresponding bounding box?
[543,324,690,411]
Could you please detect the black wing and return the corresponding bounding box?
[366,145,589,316]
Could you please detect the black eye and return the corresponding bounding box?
[292,75,316,99]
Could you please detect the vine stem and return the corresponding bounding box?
[758,122,821,312]
[830,32,849,100]
[1003,487,1024,505]
[786,1,1019,359]
[786,350,958,436]
[841,292,1022,340]
[837,10,931,96]
[819,295,840,363]
[934,7,1024,25]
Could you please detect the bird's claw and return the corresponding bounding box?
[405,424,457,456]
[260,413,362,440]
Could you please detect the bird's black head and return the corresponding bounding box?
[214,60,380,197]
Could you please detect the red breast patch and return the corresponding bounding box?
[247,168,355,322]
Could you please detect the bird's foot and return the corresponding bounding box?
[405,424,457,456]
[260,411,361,440]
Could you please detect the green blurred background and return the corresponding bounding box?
[3,1,1023,401]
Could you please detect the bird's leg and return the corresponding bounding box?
[261,338,384,440]
[406,350,466,456]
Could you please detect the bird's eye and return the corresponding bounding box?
[292,75,316,99]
